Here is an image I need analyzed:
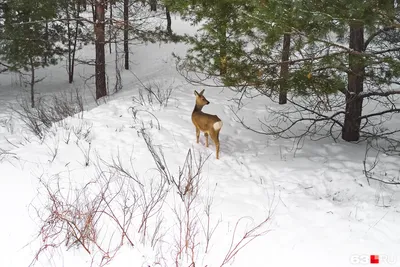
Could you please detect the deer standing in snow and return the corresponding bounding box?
[191,89,223,159]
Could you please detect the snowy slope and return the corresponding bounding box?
[0,17,399,267]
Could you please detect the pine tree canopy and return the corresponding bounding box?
[1,0,65,71]
[172,0,400,98]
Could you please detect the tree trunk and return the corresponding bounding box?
[342,23,364,141]
[30,59,35,108]
[150,0,157,11]
[44,20,49,64]
[124,0,129,70]
[69,2,80,83]
[67,1,72,83]
[109,2,113,54]
[114,41,122,92]
[166,6,172,35]
[91,3,96,22]
[279,33,290,105]
[95,0,107,100]
[219,21,227,75]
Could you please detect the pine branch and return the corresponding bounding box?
[372,47,400,55]
[0,62,10,73]
[358,108,400,120]
[364,26,396,50]
[359,90,400,99]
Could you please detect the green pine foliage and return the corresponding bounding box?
[1,0,66,71]
[173,0,400,98]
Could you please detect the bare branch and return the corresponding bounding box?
[364,26,396,50]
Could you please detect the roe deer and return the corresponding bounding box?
[191,89,223,159]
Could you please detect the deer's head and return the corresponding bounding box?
[194,89,210,108]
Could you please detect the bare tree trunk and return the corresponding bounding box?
[69,3,81,83]
[114,41,122,92]
[95,0,107,100]
[65,1,76,83]
[30,58,35,108]
[67,1,72,82]
[279,33,290,105]
[44,20,49,64]
[150,0,157,11]
[91,2,96,22]
[66,0,80,83]
[166,6,172,35]
[342,23,364,141]
[124,0,129,70]
[109,2,113,54]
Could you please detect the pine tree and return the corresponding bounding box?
[176,0,400,142]
[167,0,250,77]
[58,0,91,83]
[95,0,107,100]
[124,0,129,69]
[1,0,66,107]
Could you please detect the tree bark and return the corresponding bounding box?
[124,0,129,70]
[44,20,48,64]
[109,2,112,54]
[166,6,172,35]
[95,0,107,100]
[91,2,96,22]
[150,0,157,11]
[69,2,80,83]
[342,23,364,141]
[30,58,35,108]
[219,21,227,75]
[279,33,290,105]
[67,1,72,82]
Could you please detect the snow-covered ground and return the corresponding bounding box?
[0,17,399,267]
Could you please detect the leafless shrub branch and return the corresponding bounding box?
[172,150,205,267]
[138,177,168,245]
[140,128,172,184]
[44,135,60,163]
[30,157,144,267]
[0,115,15,134]
[30,122,273,267]
[363,140,400,186]
[77,140,92,167]
[199,186,221,254]
[10,89,84,139]
[175,149,210,201]
[132,78,175,108]
[101,151,143,186]
[220,217,271,266]
[0,148,19,163]
[129,106,161,130]
[72,120,93,144]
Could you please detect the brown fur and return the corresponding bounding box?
[191,89,223,159]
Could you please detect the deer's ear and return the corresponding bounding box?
[194,90,199,96]
[199,89,205,95]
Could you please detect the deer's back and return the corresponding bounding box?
[192,111,221,132]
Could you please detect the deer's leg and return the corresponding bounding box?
[196,127,200,143]
[210,131,220,159]
[204,132,209,147]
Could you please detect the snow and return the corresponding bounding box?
[0,17,400,267]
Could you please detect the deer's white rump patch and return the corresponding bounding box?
[213,121,223,131]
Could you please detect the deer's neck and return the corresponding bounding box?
[193,104,204,113]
